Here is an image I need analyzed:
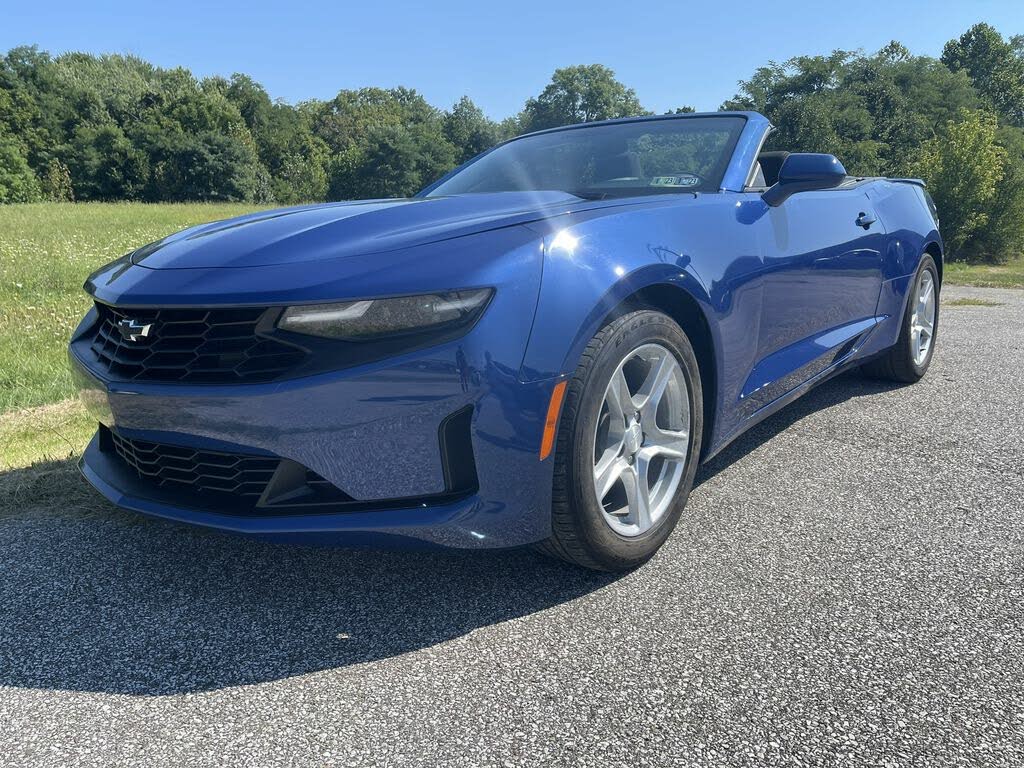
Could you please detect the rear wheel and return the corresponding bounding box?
[540,310,703,571]
[862,254,939,383]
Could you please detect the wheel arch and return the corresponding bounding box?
[924,240,943,284]
[593,282,718,461]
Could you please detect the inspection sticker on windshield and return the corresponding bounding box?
[651,174,700,187]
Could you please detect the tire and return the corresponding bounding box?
[539,310,703,571]
[861,254,940,383]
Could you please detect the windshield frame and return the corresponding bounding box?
[419,113,750,200]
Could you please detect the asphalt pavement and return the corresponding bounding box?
[2,285,1022,767]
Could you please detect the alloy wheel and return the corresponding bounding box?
[911,269,936,366]
[592,343,691,537]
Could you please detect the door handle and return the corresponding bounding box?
[856,211,877,229]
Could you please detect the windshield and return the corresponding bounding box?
[424,115,746,199]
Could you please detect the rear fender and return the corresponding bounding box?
[865,180,943,280]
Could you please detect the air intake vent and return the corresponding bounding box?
[439,405,479,495]
[108,430,280,498]
[101,427,356,512]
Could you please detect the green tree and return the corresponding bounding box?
[942,23,1024,127]
[218,72,323,200]
[966,125,1024,261]
[67,123,149,200]
[723,46,977,176]
[521,64,647,131]
[497,114,526,141]
[313,87,457,199]
[41,157,73,201]
[310,87,441,155]
[149,131,260,202]
[443,96,499,163]
[331,123,455,199]
[276,148,328,202]
[0,46,62,172]
[0,130,41,203]
[908,109,1006,256]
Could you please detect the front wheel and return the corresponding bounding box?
[539,310,703,571]
[862,254,939,383]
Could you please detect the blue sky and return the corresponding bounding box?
[2,0,1021,118]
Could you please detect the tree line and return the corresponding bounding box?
[1,22,1022,263]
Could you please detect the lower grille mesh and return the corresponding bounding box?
[103,428,355,510]
[110,431,279,498]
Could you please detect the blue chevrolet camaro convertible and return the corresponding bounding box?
[70,112,942,570]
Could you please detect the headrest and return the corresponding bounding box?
[595,151,642,181]
[757,151,790,186]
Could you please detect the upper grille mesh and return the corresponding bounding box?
[89,303,306,383]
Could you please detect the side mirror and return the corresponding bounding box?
[762,153,847,207]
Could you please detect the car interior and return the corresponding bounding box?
[596,148,797,192]
[594,150,643,181]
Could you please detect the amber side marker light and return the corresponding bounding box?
[539,380,568,461]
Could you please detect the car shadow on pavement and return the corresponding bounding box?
[0,458,618,695]
[694,370,907,487]
[0,372,903,697]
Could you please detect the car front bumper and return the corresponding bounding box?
[69,225,564,549]
[70,338,561,549]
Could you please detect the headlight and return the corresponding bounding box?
[277,289,493,340]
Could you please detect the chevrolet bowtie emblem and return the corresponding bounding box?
[117,317,153,342]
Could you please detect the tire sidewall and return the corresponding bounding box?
[906,255,940,377]
[565,311,703,569]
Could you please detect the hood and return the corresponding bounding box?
[131,191,624,270]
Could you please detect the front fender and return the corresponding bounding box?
[516,197,768,459]
[517,214,714,382]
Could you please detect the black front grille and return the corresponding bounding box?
[89,303,306,383]
[110,430,280,498]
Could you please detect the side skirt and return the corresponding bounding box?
[702,330,881,463]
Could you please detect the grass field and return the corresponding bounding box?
[0,202,266,473]
[944,296,1005,307]
[0,202,1020,474]
[0,202,267,412]
[944,255,1024,288]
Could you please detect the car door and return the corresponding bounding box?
[741,186,886,412]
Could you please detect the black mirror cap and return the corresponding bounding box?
[762,153,847,207]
